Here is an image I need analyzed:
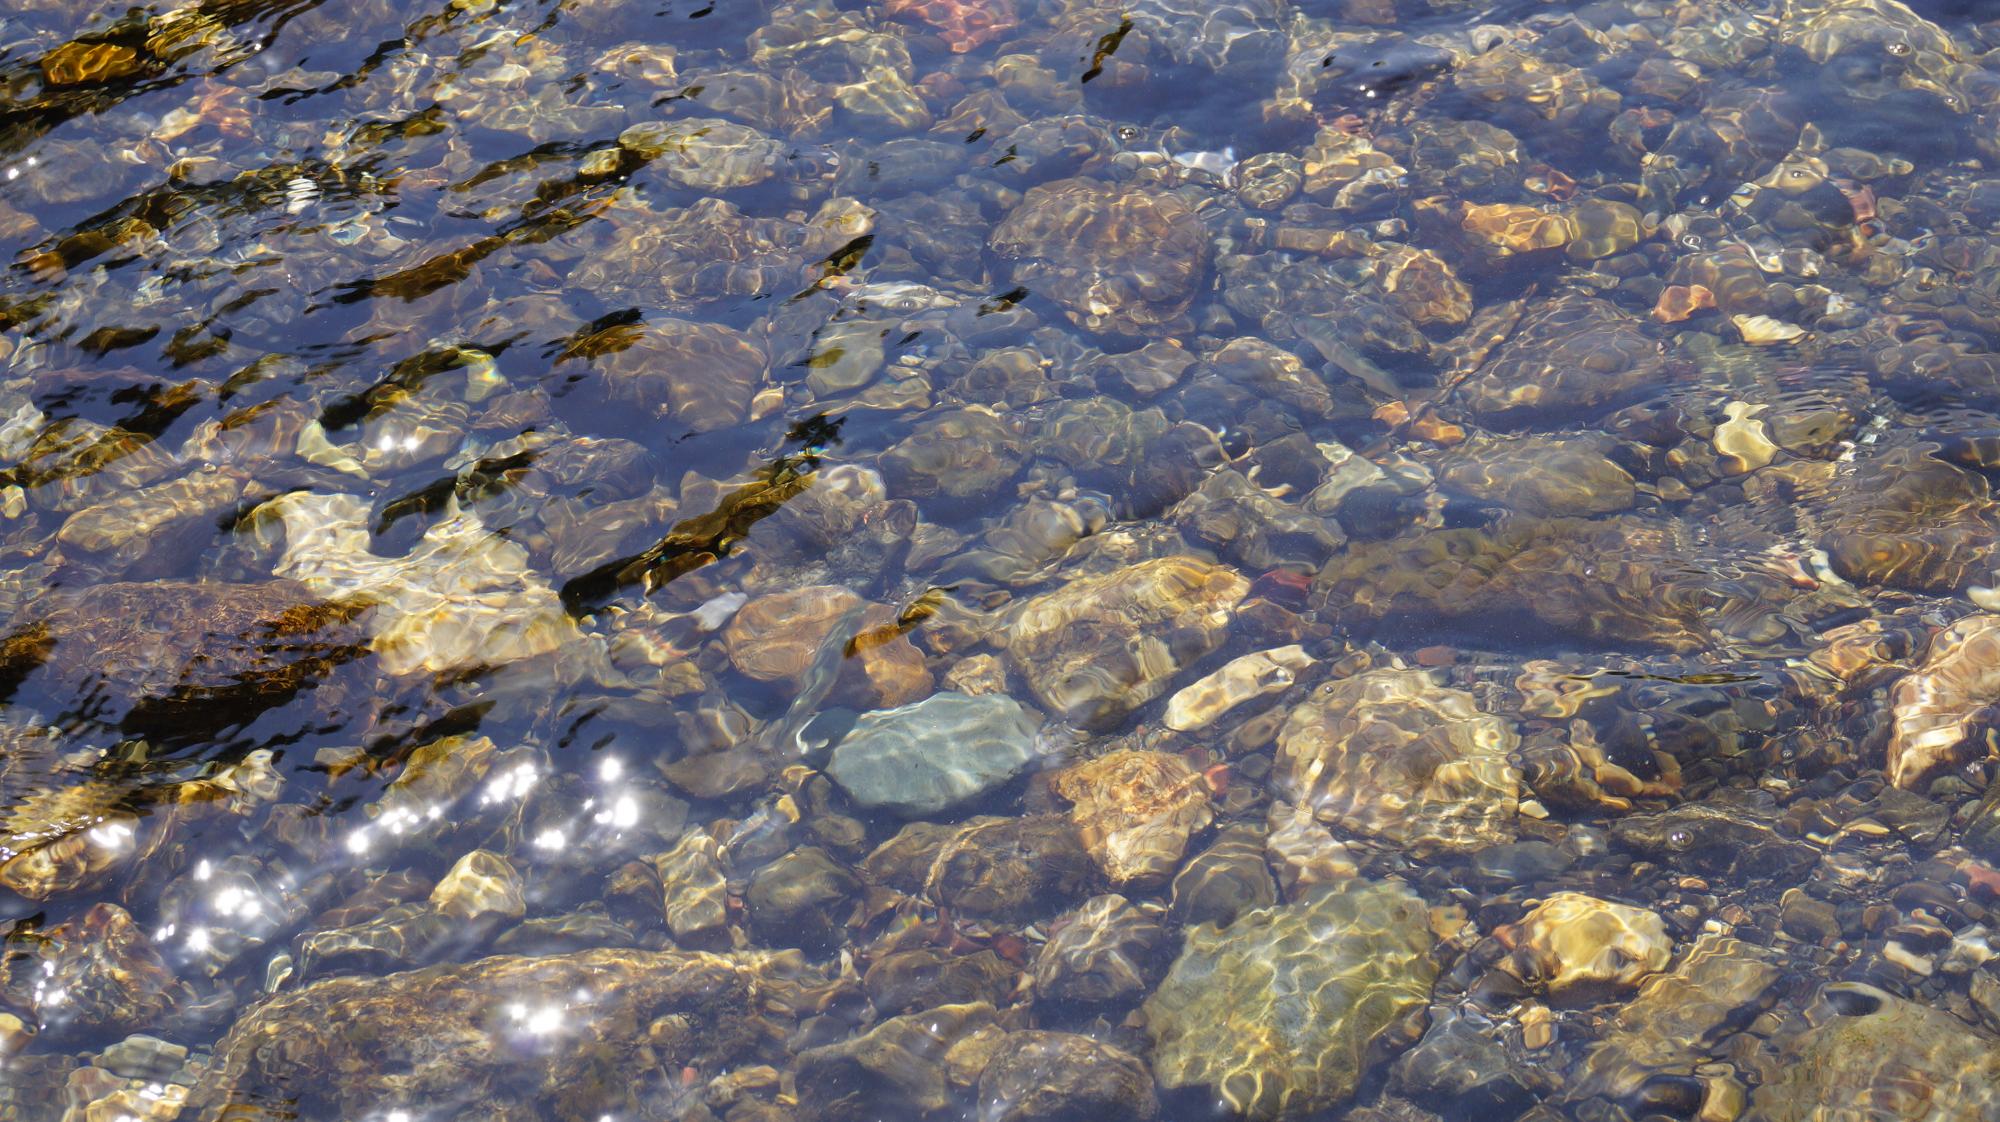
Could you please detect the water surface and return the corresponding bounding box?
[5,1,2000,1120]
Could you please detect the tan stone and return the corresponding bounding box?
[1275,668,1520,855]
[1889,614,2000,789]
[430,849,526,920]
[1008,556,1248,728]
[1164,645,1314,732]
[1053,750,1213,885]
[1514,892,1672,998]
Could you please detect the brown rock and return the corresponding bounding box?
[1052,750,1214,885]
[977,1030,1159,1122]
[0,580,368,741]
[562,317,767,434]
[22,904,177,1042]
[186,950,779,1122]
[1511,893,1672,999]
[1275,668,1521,856]
[1007,556,1248,728]
[723,585,865,684]
[1889,614,2000,789]
[796,1003,997,1121]
[926,815,1095,923]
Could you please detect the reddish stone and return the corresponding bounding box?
[884,0,1019,52]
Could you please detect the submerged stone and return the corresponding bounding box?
[1455,295,1667,424]
[1164,645,1314,731]
[1888,613,2000,789]
[796,1002,998,1121]
[878,406,1026,505]
[1510,892,1672,998]
[1316,515,1843,653]
[0,579,369,740]
[723,584,866,684]
[618,117,784,191]
[1032,893,1173,1008]
[1275,668,1521,856]
[17,903,178,1043]
[1746,983,2000,1122]
[865,947,1014,1013]
[652,829,730,942]
[56,467,247,559]
[1008,556,1248,728]
[1610,791,1820,882]
[561,317,767,436]
[989,178,1212,338]
[264,492,580,676]
[428,850,525,921]
[824,691,1043,816]
[185,949,782,1122]
[924,814,1095,923]
[1052,749,1213,885]
[1170,827,1278,929]
[883,0,1019,52]
[1437,433,1637,517]
[746,846,861,953]
[1820,447,2000,594]
[1393,1006,1535,1116]
[1575,933,1782,1102]
[978,1030,1159,1122]
[295,901,471,978]
[1144,877,1438,1120]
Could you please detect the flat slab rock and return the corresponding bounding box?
[183,948,785,1122]
[0,579,368,738]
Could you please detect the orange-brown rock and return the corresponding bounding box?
[1652,284,1716,323]
[1054,750,1214,884]
[883,0,1018,51]
[41,42,143,86]
[723,585,865,684]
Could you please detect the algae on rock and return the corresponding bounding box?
[1143,877,1438,1120]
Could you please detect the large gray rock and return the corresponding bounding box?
[825,692,1043,816]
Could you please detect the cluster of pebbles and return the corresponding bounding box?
[7,0,2000,1120]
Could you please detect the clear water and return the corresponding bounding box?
[4,0,2000,1120]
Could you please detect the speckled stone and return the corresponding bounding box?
[1746,983,2000,1122]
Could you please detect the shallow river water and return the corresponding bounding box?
[5,0,2000,1120]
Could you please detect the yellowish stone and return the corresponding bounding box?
[1053,750,1214,885]
[1514,892,1672,998]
